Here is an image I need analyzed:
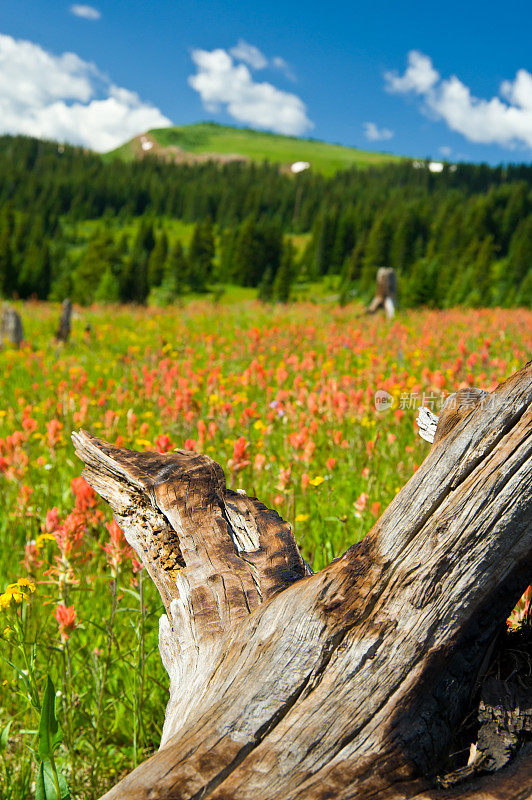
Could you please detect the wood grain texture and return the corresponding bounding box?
[73,361,532,800]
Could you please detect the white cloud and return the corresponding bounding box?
[385,51,439,95]
[188,47,313,136]
[0,34,171,151]
[70,4,101,20]
[228,40,296,81]
[386,50,532,150]
[272,56,296,82]
[229,40,268,70]
[363,122,394,142]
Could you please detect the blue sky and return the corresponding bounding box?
[2,0,532,163]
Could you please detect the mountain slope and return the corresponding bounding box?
[105,122,402,176]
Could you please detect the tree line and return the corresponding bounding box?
[0,134,530,306]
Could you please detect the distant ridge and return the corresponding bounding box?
[105,122,402,176]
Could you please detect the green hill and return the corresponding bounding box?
[106,122,402,176]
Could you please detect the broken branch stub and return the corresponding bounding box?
[72,360,532,800]
[71,435,311,745]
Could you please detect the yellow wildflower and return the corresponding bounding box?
[295,514,310,522]
[16,578,35,593]
[35,533,56,549]
[309,476,325,487]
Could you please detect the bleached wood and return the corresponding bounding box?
[1,306,23,348]
[367,267,397,318]
[73,361,532,800]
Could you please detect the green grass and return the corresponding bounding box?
[107,122,402,176]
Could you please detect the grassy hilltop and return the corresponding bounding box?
[106,122,402,176]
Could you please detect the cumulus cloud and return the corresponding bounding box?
[0,34,171,151]
[228,40,296,81]
[273,57,296,82]
[385,51,439,95]
[70,4,101,20]
[363,122,394,142]
[386,50,532,150]
[188,47,313,136]
[229,40,268,70]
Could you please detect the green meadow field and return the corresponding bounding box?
[107,122,402,175]
[0,300,531,798]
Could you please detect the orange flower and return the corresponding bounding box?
[54,603,78,641]
[154,434,174,453]
[101,519,140,577]
[228,436,250,472]
[46,419,63,449]
[354,492,368,514]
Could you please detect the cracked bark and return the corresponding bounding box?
[72,361,532,800]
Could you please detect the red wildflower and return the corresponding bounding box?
[228,436,250,472]
[46,419,63,449]
[154,434,175,453]
[101,519,141,577]
[54,603,78,641]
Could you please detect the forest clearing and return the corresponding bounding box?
[0,300,530,798]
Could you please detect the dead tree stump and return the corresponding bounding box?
[72,361,532,800]
[1,306,23,348]
[55,298,72,342]
[367,267,397,319]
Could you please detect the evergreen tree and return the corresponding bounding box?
[94,268,120,303]
[147,231,168,288]
[73,229,119,305]
[232,216,259,286]
[505,215,532,304]
[257,267,274,302]
[121,221,154,303]
[188,219,214,291]
[273,240,295,302]
[164,240,189,296]
[0,225,14,297]
[360,214,390,292]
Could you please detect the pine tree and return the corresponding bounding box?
[273,240,295,303]
[74,229,119,305]
[0,225,13,297]
[94,269,120,303]
[188,219,214,291]
[360,214,390,292]
[164,241,189,296]
[505,215,532,304]
[148,231,168,288]
[232,217,259,286]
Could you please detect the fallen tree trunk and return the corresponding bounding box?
[72,361,532,800]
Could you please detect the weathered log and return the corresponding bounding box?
[1,306,23,348]
[367,267,397,319]
[55,298,72,342]
[72,361,532,800]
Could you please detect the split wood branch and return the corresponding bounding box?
[72,361,532,800]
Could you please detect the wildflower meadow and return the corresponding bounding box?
[1,300,531,798]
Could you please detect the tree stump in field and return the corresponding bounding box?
[72,361,532,800]
[367,267,397,319]
[1,306,23,348]
[55,298,72,342]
